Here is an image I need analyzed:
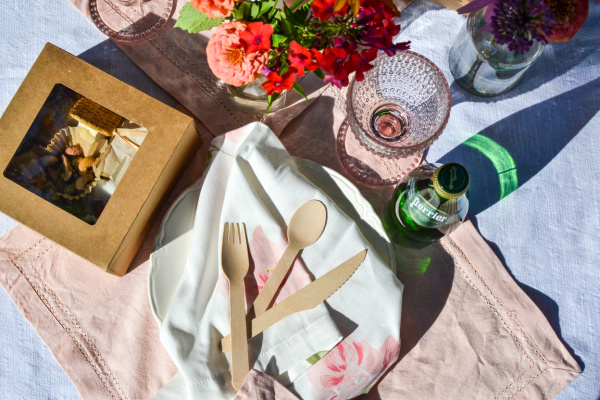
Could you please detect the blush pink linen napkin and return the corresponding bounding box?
[365,222,582,399]
[0,125,213,400]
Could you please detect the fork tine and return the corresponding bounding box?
[223,222,229,245]
[240,223,247,245]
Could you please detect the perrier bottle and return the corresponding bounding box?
[390,162,470,242]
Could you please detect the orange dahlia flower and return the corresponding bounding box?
[206,21,269,87]
[191,0,234,19]
[545,0,589,42]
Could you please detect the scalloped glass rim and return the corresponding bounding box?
[346,50,452,158]
[89,0,173,42]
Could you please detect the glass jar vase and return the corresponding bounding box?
[225,76,287,114]
[448,7,546,97]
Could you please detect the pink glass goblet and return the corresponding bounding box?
[89,0,173,42]
[337,51,451,187]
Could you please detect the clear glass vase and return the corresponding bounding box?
[225,76,287,114]
[448,8,546,97]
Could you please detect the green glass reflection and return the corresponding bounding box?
[462,134,518,199]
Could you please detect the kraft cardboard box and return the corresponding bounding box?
[0,43,201,276]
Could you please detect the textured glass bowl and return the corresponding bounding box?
[90,0,173,42]
[346,51,451,158]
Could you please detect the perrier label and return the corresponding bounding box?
[390,162,470,242]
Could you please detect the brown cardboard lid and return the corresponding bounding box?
[0,43,196,272]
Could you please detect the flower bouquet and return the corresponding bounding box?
[174,0,410,110]
[448,0,597,96]
[457,0,597,54]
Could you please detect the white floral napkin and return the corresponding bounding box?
[156,123,403,399]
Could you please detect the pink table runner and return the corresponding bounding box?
[0,0,581,398]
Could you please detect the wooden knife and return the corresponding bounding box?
[220,249,367,352]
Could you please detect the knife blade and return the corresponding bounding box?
[221,249,367,352]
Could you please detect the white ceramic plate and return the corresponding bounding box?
[148,158,395,326]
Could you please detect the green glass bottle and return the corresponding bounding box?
[389,162,470,242]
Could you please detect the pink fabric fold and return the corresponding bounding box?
[234,370,300,400]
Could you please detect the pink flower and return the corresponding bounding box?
[191,0,234,18]
[308,335,400,399]
[206,21,269,87]
[245,226,312,306]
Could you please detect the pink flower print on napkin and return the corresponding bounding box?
[223,125,251,144]
[308,335,400,400]
[245,225,312,307]
[217,225,312,309]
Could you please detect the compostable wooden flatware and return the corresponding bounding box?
[252,200,327,316]
[221,222,250,390]
[221,249,367,352]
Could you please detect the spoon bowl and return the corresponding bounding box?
[287,200,327,249]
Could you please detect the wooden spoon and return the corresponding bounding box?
[252,200,327,316]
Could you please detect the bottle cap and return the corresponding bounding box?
[433,162,470,199]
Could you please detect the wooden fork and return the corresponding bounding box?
[221,222,250,390]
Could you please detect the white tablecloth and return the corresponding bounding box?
[0,1,598,399]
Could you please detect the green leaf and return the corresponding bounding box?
[288,0,306,11]
[313,68,325,79]
[283,2,305,26]
[251,2,260,18]
[306,350,330,365]
[174,3,225,33]
[281,19,294,36]
[266,92,280,113]
[293,82,308,101]
[241,2,253,20]
[295,2,311,21]
[272,34,288,47]
[256,0,276,18]
[232,5,244,20]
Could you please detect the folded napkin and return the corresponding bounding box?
[157,122,404,399]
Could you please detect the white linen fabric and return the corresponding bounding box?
[158,123,403,399]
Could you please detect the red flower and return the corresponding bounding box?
[349,48,378,81]
[356,1,409,56]
[262,69,297,95]
[239,22,274,54]
[318,48,354,88]
[288,41,319,76]
[311,0,348,21]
